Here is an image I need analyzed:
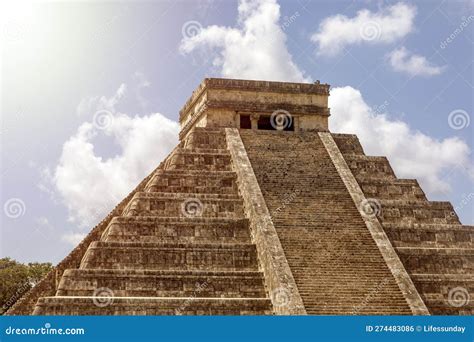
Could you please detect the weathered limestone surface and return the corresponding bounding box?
[319,132,429,315]
[179,78,330,139]
[332,133,474,315]
[225,128,306,314]
[18,128,272,315]
[240,130,414,315]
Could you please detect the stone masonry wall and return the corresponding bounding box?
[240,130,414,314]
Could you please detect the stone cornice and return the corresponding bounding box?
[205,100,330,116]
[179,78,330,121]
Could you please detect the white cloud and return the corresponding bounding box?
[133,71,151,109]
[329,86,472,193]
[61,232,86,246]
[388,46,445,76]
[76,83,127,117]
[52,85,179,228]
[311,2,416,56]
[35,217,54,230]
[178,0,472,196]
[179,0,309,82]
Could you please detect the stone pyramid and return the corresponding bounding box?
[7,78,472,315]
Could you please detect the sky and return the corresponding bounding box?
[1,0,473,264]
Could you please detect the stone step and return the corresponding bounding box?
[80,241,259,271]
[296,282,407,294]
[145,170,238,194]
[420,300,473,315]
[411,274,474,298]
[383,222,472,230]
[57,269,266,298]
[165,149,232,172]
[306,306,412,315]
[384,224,473,248]
[411,273,474,282]
[256,180,349,193]
[343,155,396,180]
[183,128,227,150]
[358,178,426,200]
[33,297,272,315]
[102,217,251,243]
[331,133,365,155]
[122,192,244,218]
[181,148,229,154]
[411,273,474,314]
[239,130,413,315]
[378,200,460,224]
[397,247,474,274]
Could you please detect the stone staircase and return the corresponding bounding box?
[32,128,272,315]
[240,130,413,315]
[332,133,474,315]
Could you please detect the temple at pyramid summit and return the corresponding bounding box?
[7,78,473,315]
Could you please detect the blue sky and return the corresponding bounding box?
[1,0,473,264]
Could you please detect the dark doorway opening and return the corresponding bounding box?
[258,115,294,131]
[240,115,251,129]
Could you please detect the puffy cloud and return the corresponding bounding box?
[311,2,416,56]
[133,71,151,109]
[35,217,54,230]
[388,46,445,76]
[178,0,472,196]
[179,0,309,82]
[52,85,179,228]
[61,232,86,246]
[76,83,127,117]
[329,86,472,193]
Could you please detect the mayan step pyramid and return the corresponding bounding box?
[7,78,472,315]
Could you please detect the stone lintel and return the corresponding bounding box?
[225,128,307,315]
[318,132,430,316]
